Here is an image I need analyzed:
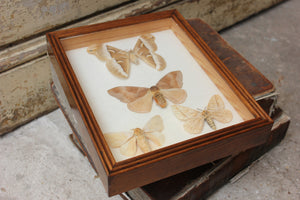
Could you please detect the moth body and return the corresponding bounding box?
[134,128,151,153]
[150,86,167,108]
[202,110,216,130]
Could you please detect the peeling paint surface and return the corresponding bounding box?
[0,0,127,46]
[159,0,285,31]
[0,56,57,134]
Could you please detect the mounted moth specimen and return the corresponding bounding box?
[132,34,166,71]
[104,115,165,157]
[87,34,166,79]
[108,71,187,113]
[87,44,133,79]
[172,95,233,134]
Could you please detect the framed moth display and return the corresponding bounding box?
[47,10,273,196]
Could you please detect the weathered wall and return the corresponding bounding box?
[158,0,285,31]
[0,56,56,134]
[0,0,129,47]
[0,0,286,135]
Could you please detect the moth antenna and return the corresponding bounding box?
[86,44,99,54]
[196,107,204,112]
[141,34,154,40]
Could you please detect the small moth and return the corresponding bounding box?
[104,115,165,157]
[172,95,233,134]
[132,34,166,71]
[87,44,133,79]
[87,34,166,79]
[108,71,187,113]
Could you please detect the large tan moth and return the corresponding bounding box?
[104,115,165,157]
[172,95,233,134]
[108,71,187,113]
[87,34,166,79]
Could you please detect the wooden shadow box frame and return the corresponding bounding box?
[46,10,273,196]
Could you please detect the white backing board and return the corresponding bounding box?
[66,30,244,162]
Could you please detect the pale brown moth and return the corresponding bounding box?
[87,44,133,79]
[132,34,166,71]
[104,115,165,157]
[108,71,187,113]
[172,95,233,134]
[87,34,166,79]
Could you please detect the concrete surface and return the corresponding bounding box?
[0,0,299,199]
[210,0,300,199]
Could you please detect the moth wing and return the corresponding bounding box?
[106,59,129,78]
[127,90,153,113]
[129,50,139,64]
[151,52,166,71]
[210,109,233,123]
[103,132,132,148]
[87,44,106,61]
[120,136,137,157]
[140,34,157,51]
[133,34,166,70]
[184,116,205,134]
[207,95,233,123]
[136,136,151,154]
[156,71,183,89]
[106,45,131,78]
[160,88,187,104]
[133,38,156,68]
[171,105,200,121]
[143,115,164,133]
[207,95,225,111]
[107,86,149,103]
[145,132,165,146]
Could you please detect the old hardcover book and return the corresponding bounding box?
[121,19,289,200]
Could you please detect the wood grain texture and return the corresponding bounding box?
[47,10,273,196]
[188,19,275,98]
